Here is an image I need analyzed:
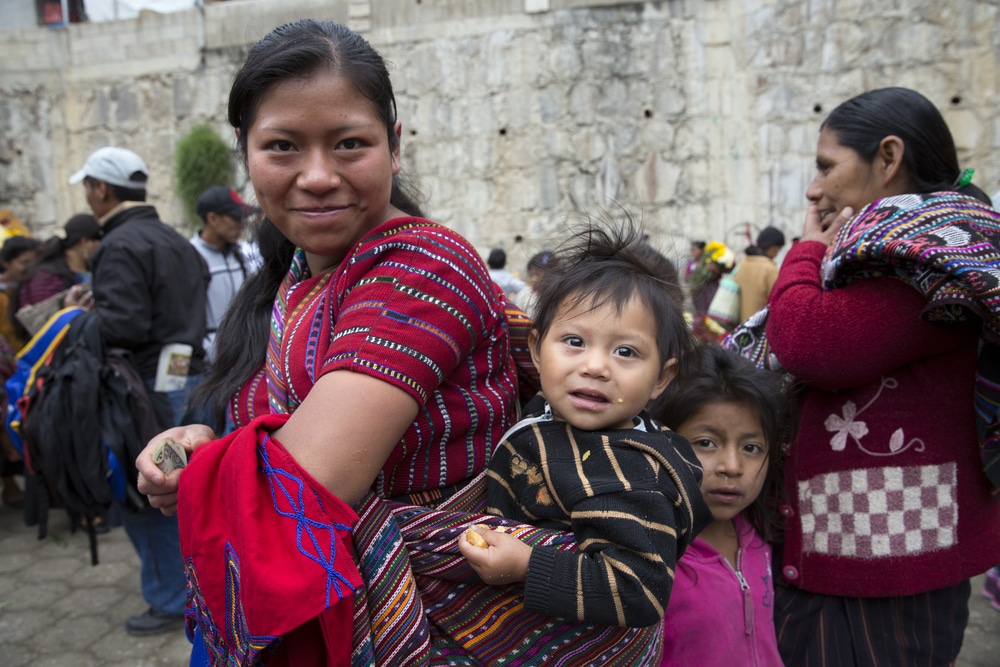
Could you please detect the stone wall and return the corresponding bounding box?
[0,0,998,269]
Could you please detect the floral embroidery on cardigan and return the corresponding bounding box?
[824,377,926,457]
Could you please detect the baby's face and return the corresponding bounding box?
[530,295,675,431]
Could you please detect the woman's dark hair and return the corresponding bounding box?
[822,87,990,202]
[199,20,424,424]
[531,217,694,383]
[0,236,40,267]
[653,343,797,540]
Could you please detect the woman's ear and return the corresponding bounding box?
[876,135,907,187]
[391,121,403,175]
[649,358,679,401]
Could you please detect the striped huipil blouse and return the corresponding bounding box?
[231,216,519,499]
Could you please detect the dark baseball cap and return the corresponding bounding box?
[61,213,102,244]
[196,186,256,221]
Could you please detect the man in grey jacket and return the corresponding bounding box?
[189,185,255,365]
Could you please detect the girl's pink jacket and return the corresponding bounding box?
[660,515,783,666]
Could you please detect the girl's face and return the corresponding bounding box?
[529,295,675,431]
[245,69,402,274]
[676,400,768,524]
[806,128,885,230]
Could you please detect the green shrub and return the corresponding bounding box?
[174,125,234,228]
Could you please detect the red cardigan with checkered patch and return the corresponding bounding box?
[766,240,1000,597]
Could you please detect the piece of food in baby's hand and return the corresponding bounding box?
[465,526,491,548]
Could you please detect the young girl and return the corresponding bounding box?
[655,343,794,665]
[459,223,712,628]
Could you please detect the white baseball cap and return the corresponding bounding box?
[68,146,149,190]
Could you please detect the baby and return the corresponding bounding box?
[459,222,711,627]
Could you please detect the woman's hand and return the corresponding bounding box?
[800,201,854,246]
[136,424,216,515]
[458,525,532,586]
[62,284,95,311]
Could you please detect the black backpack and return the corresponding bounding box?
[19,311,160,564]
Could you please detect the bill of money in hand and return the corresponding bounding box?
[152,436,188,475]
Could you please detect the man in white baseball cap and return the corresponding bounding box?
[67,145,209,636]
[68,147,150,221]
[68,146,149,189]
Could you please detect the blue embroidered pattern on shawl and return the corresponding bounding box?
[259,434,357,606]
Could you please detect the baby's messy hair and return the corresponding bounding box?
[531,216,692,367]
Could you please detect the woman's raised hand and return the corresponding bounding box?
[136,424,216,515]
[801,201,854,247]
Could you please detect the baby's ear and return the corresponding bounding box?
[649,358,678,401]
[527,329,541,369]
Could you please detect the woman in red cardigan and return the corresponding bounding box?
[748,87,1000,666]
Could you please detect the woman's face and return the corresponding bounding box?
[806,128,887,229]
[5,251,36,282]
[245,69,401,274]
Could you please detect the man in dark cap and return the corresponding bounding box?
[733,225,786,323]
[68,146,209,636]
[190,186,256,366]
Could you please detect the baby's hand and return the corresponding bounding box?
[457,524,532,586]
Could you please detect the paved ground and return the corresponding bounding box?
[0,495,998,666]
[0,503,190,666]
